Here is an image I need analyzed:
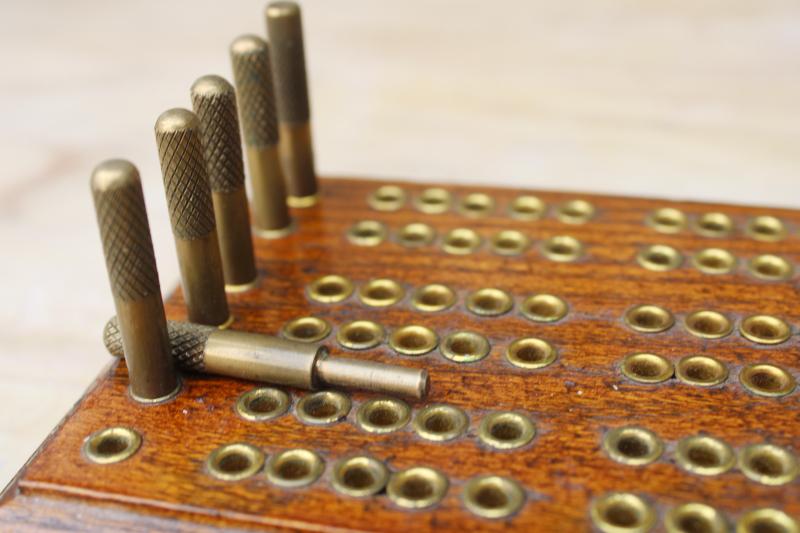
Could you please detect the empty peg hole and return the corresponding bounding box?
[443,228,481,253]
[647,207,687,233]
[412,284,456,312]
[414,405,468,441]
[740,444,799,486]
[693,248,736,274]
[96,435,128,456]
[359,279,404,306]
[740,315,791,344]
[740,364,796,397]
[266,449,324,488]
[459,193,494,216]
[510,195,546,220]
[206,443,264,481]
[83,427,142,465]
[441,331,490,363]
[347,221,387,246]
[750,255,793,280]
[677,356,728,386]
[625,305,674,333]
[389,326,438,356]
[506,338,557,370]
[557,199,595,223]
[307,275,353,303]
[542,236,583,261]
[304,397,337,418]
[621,353,673,383]
[521,294,568,322]
[478,412,535,449]
[296,391,351,425]
[638,245,682,271]
[747,216,786,242]
[466,288,513,316]
[218,452,252,474]
[695,212,733,236]
[603,427,663,465]
[356,398,410,434]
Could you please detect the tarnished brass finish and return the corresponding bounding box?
[190,75,257,290]
[520,294,568,323]
[397,222,436,247]
[331,456,390,498]
[692,248,737,275]
[281,316,331,343]
[490,230,530,256]
[206,443,265,481]
[265,448,324,488]
[347,220,387,246]
[441,331,491,363]
[624,304,675,333]
[279,123,317,205]
[748,254,794,281]
[590,492,656,533]
[739,443,799,486]
[620,353,673,384]
[389,325,438,356]
[317,356,429,399]
[665,503,727,533]
[646,207,687,234]
[336,320,385,350]
[739,314,791,345]
[746,215,787,242]
[235,387,290,422]
[295,390,351,425]
[414,187,452,214]
[478,412,535,450]
[306,274,354,303]
[356,398,411,434]
[387,467,448,510]
[90,159,179,402]
[82,427,142,465]
[443,227,482,254]
[505,337,557,370]
[684,310,733,339]
[739,363,796,397]
[637,244,682,271]
[509,195,546,220]
[411,284,456,312]
[694,212,734,237]
[229,35,292,234]
[368,185,406,211]
[413,404,469,442]
[674,435,735,476]
[458,192,495,218]
[556,199,595,224]
[462,476,525,519]
[676,355,728,387]
[602,426,664,466]
[541,235,583,262]
[466,288,513,317]
[357,278,404,307]
[737,508,799,533]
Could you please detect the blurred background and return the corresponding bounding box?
[2,0,800,487]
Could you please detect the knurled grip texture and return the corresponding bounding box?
[266,1,311,123]
[155,108,217,239]
[190,76,246,193]
[230,35,279,148]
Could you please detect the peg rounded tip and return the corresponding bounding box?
[90,159,140,193]
[230,34,267,56]
[266,1,300,19]
[155,108,197,134]
[190,74,234,99]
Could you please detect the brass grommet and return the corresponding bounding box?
[541,235,583,262]
[478,412,536,450]
[411,284,457,312]
[389,325,438,356]
[331,455,390,498]
[693,212,734,237]
[620,353,673,384]
[740,363,796,398]
[205,443,264,481]
[307,274,354,304]
[235,387,290,422]
[675,435,736,476]
[466,288,513,317]
[442,227,482,255]
[748,254,794,282]
[665,503,727,533]
[737,508,799,533]
[590,492,656,533]
[556,199,595,224]
[397,222,436,248]
[739,315,791,345]
[387,466,449,509]
[746,215,787,242]
[358,278,405,307]
[266,448,325,488]
[692,248,737,275]
[637,244,682,271]
[684,310,733,339]
[509,195,546,221]
[676,355,729,387]
[520,294,568,323]
[368,185,406,212]
[356,397,411,434]
[413,404,469,441]
[490,230,530,256]
[506,337,557,370]
[462,475,525,519]
[739,443,799,486]
[414,187,452,214]
[83,427,142,465]
[458,192,495,218]
[624,305,674,333]
[337,320,385,350]
[281,316,331,343]
[602,426,664,466]
[296,391,352,425]
[347,220,387,247]
[646,207,687,234]
[440,331,491,363]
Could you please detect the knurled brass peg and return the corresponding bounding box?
[90,159,180,402]
[190,75,258,292]
[229,34,293,237]
[155,108,231,326]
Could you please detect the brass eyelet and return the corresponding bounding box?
[458,192,495,218]
[411,284,457,312]
[83,427,142,465]
[466,288,513,317]
[356,397,411,434]
[737,508,799,533]
[368,185,406,212]
[684,310,733,339]
[676,355,729,387]
[590,492,656,533]
[692,248,737,275]
[675,435,735,476]
[265,448,325,488]
[387,466,449,509]
[205,442,264,481]
[442,228,482,255]
[440,331,491,363]
[748,254,794,282]
[665,503,727,533]
[281,316,331,343]
[307,274,354,304]
[414,187,452,214]
[694,212,734,238]
[520,294,568,323]
[637,244,682,271]
[337,320,385,350]
[541,235,583,262]
[624,304,674,333]
[235,387,290,422]
[357,278,405,307]
[556,199,595,224]
[462,475,525,519]
[295,391,352,425]
[739,315,791,345]
[509,195,546,221]
[347,220,387,246]
[478,412,536,450]
[739,363,796,398]
[739,443,799,486]
[620,353,673,384]
[331,455,390,498]
[746,215,787,242]
[413,404,469,442]
[602,426,664,466]
[505,337,557,370]
[397,222,436,247]
[646,207,687,234]
[389,325,438,356]
[490,230,530,256]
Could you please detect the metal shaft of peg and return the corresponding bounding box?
[155,108,231,326]
[266,1,318,206]
[104,318,429,399]
[90,160,180,402]
[190,75,258,292]
[230,35,293,238]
